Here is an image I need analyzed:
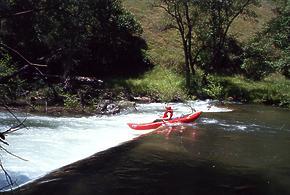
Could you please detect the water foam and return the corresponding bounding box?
[0,100,228,188]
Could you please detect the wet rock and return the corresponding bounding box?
[106,103,120,115]
[96,100,111,112]
[117,100,136,110]
[95,100,120,115]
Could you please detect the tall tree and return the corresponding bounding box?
[153,0,200,88]
[196,0,259,74]
[152,0,259,87]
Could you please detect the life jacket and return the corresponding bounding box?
[163,109,173,119]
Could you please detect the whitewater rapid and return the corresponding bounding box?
[0,100,231,188]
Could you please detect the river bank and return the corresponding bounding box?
[0,94,149,117]
[0,83,150,117]
[1,71,289,118]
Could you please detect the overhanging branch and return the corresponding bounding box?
[0,43,47,67]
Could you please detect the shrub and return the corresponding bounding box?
[62,93,81,109]
[126,66,187,101]
[201,75,224,100]
[0,53,25,100]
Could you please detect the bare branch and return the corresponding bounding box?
[222,0,252,43]
[186,103,196,113]
[0,9,33,19]
[0,162,14,191]
[1,117,27,136]
[0,139,9,146]
[0,146,28,161]
[0,43,47,67]
[1,103,28,130]
[12,9,33,16]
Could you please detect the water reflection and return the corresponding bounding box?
[16,125,290,195]
[155,125,198,139]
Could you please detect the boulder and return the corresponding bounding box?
[117,100,136,110]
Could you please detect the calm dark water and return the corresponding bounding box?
[11,104,290,194]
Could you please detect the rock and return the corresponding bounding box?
[106,103,120,114]
[227,97,234,101]
[95,100,120,115]
[117,100,136,110]
[95,100,136,115]
[30,96,47,106]
[133,96,152,103]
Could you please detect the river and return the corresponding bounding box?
[0,101,290,194]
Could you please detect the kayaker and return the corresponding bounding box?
[162,106,173,120]
[153,105,174,122]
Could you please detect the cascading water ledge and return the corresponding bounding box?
[0,100,229,189]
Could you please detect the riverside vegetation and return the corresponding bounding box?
[0,0,289,114]
[121,0,290,107]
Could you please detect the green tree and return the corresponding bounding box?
[153,0,200,88]
[242,0,289,79]
[195,0,259,74]
[1,0,149,78]
[267,1,290,77]
[152,0,258,87]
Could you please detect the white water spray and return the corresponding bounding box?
[0,100,230,188]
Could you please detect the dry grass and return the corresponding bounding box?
[230,1,276,42]
[122,0,183,67]
[120,1,289,107]
[122,0,276,68]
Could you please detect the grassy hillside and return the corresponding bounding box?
[123,0,183,70]
[123,0,276,68]
[120,0,289,107]
[230,1,276,41]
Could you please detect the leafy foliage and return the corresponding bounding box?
[241,40,273,80]
[0,53,14,77]
[201,75,224,100]
[152,0,259,81]
[1,0,150,78]
[0,52,24,100]
[266,2,290,77]
[223,74,290,107]
[241,1,290,79]
[126,66,187,101]
[194,0,259,74]
[62,93,81,109]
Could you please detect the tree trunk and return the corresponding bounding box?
[184,1,195,76]
[183,40,191,88]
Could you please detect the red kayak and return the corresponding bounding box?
[127,111,202,130]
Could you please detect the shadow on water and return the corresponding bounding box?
[9,125,290,195]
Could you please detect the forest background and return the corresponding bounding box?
[0,0,289,114]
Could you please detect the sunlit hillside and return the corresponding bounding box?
[122,0,276,68]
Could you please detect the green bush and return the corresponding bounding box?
[223,74,290,107]
[125,66,187,101]
[0,53,25,100]
[0,54,14,77]
[241,41,273,80]
[201,75,224,100]
[189,71,289,108]
[62,93,81,109]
